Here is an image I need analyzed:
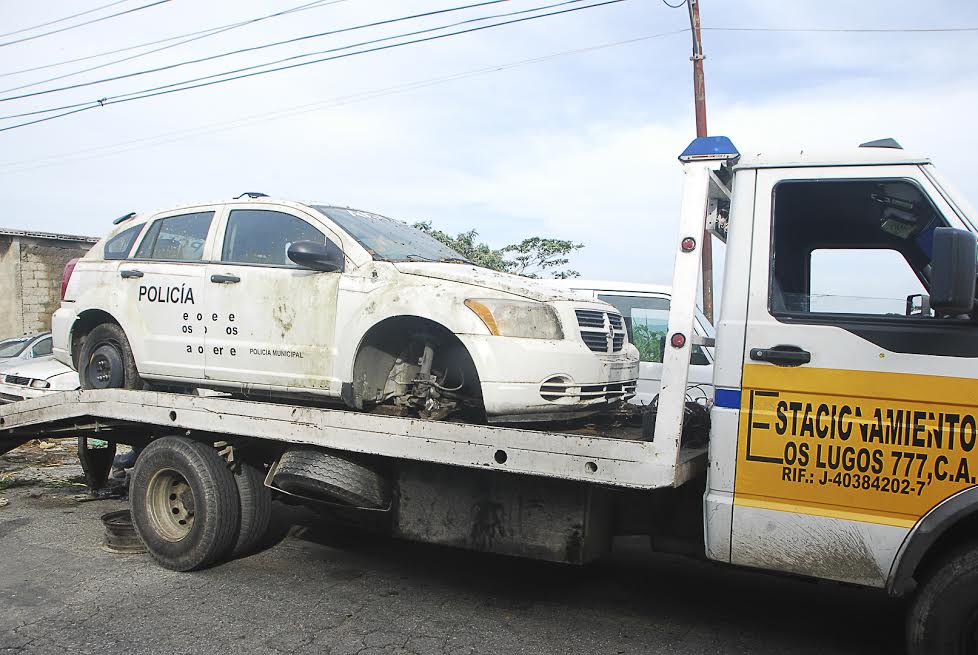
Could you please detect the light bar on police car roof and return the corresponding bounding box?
[678,136,740,162]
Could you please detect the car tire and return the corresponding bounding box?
[229,460,272,558]
[273,447,390,509]
[906,540,978,655]
[130,437,241,571]
[78,323,142,390]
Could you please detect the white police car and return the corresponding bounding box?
[53,196,639,423]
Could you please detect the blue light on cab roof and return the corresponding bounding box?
[679,136,740,162]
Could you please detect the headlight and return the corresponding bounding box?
[464,298,563,339]
[30,379,50,389]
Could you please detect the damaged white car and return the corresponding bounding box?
[0,356,79,404]
[53,196,639,423]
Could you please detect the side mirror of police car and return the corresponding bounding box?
[288,240,345,273]
[930,227,977,316]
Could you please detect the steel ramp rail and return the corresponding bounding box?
[0,390,705,490]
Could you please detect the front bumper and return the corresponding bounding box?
[0,383,55,404]
[458,334,639,422]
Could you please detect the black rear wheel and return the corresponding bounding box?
[131,437,240,571]
[229,460,272,558]
[79,323,142,390]
[907,541,978,655]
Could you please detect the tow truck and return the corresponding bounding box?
[3,136,977,655]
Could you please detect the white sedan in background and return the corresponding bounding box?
[0,332,53,364]
[549,280,715,405]
[0,356,80,404]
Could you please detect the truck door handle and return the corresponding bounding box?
[210,274,240,284]
[750,345,811,366]
[120,269,143,279]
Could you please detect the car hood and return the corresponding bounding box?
[392,263,586,302]
[0,356,75,380]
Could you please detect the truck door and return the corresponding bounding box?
[203,206,342,394]
[731,165,978,587]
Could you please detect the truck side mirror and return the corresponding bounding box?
[287,240,345,273]
[930,227,977,316]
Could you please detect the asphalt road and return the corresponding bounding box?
[0,480,909,655]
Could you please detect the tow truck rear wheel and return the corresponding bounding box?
[907,541,978,655]
[131,437,240,571]
[78,323,142,390]
[229,460,272,558]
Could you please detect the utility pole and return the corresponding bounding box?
[687,0,714,323]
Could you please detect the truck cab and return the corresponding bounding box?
[668,137,978,653]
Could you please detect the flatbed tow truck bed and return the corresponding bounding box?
[0,390,706,491]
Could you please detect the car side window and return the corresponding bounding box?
[222,209,327,266]
[597,294,710,365]
[32,337,52,357]
[135,212,214,261]
[104,223,144,260]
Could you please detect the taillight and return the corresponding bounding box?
[61,258,79,300]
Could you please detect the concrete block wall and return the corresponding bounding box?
[0,235,95,338]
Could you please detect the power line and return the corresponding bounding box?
[702,26,978,33]
[0,0,592,119]
[0,29,687,174]
[0,0,630,133]
[0,0,520,102]
[0,0,174,49]
[0,0,353,94]
[0,0,346,80]
[661,0,686,8]
[0,0,136,39]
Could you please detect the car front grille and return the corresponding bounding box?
[575,309,626,354]
[4,375,30,386]
[539,378,637,403]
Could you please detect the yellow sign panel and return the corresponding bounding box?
[735,365,978,528]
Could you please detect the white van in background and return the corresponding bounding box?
[549,280,714,405]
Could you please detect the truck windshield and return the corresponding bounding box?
[316,206,469,263]
[0,338,30,358]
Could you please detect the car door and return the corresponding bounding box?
[730,165,978,586]
[203,205,343,394]
[595,291,714,404]
[121,209,217,379]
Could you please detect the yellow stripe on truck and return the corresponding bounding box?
[734,364,978,528]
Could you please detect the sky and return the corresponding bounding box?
[1,0,977,297]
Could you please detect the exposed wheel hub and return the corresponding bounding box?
[146,468,195,542]
[87,343,125,389]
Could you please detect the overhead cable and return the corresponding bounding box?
[0,0,610,124]
[0,29,687,174]
[0,0,520,102]
[0,0,136,39]
[0,0,173,49]
[0,0,352,80]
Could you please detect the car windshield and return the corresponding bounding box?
[316,206,469,263]
[0,338,30,358]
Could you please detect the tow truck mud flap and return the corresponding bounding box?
[393,461,613,564]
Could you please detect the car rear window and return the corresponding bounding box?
[104,223,144,260]
[135,212,214,261]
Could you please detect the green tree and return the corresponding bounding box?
[414,222,583,279]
